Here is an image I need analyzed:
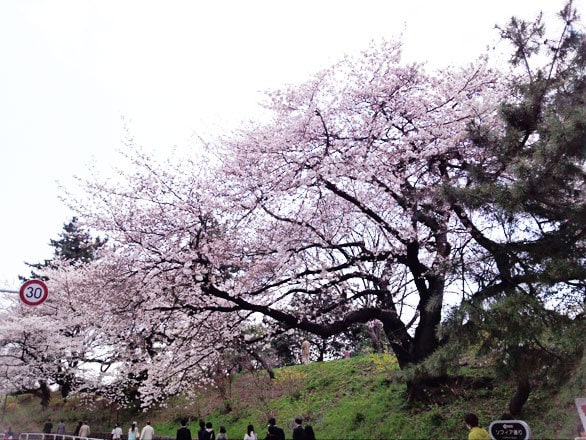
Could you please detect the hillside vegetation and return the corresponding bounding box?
[2,353,584,439]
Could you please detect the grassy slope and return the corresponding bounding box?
[2,353,584,439]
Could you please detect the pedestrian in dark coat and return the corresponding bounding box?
[292,418,304,440]
[303,425,315,440]
[264,426,279,440]
[197,421,206,440]
[176,420,192,440]
[267,419,284,440]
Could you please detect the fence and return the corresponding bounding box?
[17,434,174,440]
[18,435,105,440]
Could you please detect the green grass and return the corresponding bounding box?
[2,352,584,439]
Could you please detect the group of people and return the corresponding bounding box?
[36,416,315,440]
[42,419,67,438]
[176,417,316,440]
[39,419,155,440]
[269,418,314,440]
[16,412,577,440]
[111,421,155,440]
[176,419,224,440]
[41,419,90,438]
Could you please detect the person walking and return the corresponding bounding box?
[464,413,490,440]
[128,422,140,440]
[216,426,227,440]
[176,420,192,440]
[197,421,206,440]
[303,425,315,440]
[267,419,284,440]
[264,426,279,440]
[243,425,257,440]
[202,422,215,440]
[78,421,91,438]
[292,419,304,440]
[43,418,53,437]
[73,422,83,437]
[56,420,66,440]
[112,424,123,440]
[141,421,154,440]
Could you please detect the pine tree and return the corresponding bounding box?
[21,217,106,281]
[445,0,585,415]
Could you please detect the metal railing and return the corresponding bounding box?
[17,434,173,440]
[19,434,105,440]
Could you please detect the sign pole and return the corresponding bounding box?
[576,398,586,438]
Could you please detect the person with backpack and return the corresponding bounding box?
[264,426,279,440]
[267,419,284,440]
[216,426,227,440]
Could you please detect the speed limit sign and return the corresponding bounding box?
[19,280,49,306]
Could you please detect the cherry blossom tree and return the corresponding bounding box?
[214,41,505,397]
[0,219,108,405]
[51,39,507,403]
[0,260,121,404]
[11,4,581,408]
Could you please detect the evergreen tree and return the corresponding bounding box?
[444,1,585,415]
[21,217,106,281]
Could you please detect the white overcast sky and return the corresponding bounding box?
[0,0,583,290]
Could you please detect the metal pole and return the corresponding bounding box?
[0,289,18,294]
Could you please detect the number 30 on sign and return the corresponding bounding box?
[19,280,49,306]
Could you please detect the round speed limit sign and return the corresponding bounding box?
[19,280,49,306]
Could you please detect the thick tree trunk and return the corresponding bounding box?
[56,371,74,401]
[508,378,531,415]
[382,265,446,401]
[318,338,327,362]
[248,350,275,379]
[406,380,425,401]
[38,380,51,408]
